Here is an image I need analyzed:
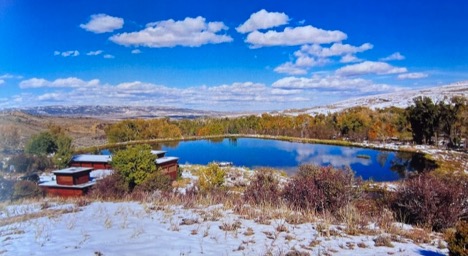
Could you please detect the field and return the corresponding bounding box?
[0,111,112,150]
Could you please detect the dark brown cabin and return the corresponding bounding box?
[156,157,179,180]
[69,154,112,169]
[40,167,95,197]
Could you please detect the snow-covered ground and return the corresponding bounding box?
[1,165,455,255]
[0,200,447,256]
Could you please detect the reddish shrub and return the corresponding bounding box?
[283,165,360,213]
[392,173,468,231]
[12,180,42,200]
[90,172,129,199]
[447,221,468,256]
[243,168,281,205]
[134,171,172,193]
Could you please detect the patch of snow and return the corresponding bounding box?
[0,201,448,255]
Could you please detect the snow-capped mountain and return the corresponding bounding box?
[280,81,468,116]
[5,105,225,119]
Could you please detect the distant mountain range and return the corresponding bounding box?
[3,82,467,119]
[279,81,468,116]
[3,105,225,119]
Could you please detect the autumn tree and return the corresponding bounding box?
[335,107,372,141]
[438,96,467,147]
[407,97,438,144]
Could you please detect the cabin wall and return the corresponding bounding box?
[43,186,90,197]
[56,175,74,185]
[75,174,90,185]
[70,162,111,169]
[158,161,178,180]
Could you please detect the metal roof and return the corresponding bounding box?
[53,167,94,174]
[155,157,179,164]
[71,154,112,163]
[151,150,166,155]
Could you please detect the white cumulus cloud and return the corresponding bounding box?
[80,14,124,34]
[340,54,361,63]
[246,26,346,48]
[131,49,141,54]
[380,52,405,61]
[273,43,370,75]
[274,62,308,75]
[336,61,407,76]
[103,54,115,59]
[0,74,21,79]
[19,77,100,89]
[0,79,4,85]
[110,16,233,48]
[86,50,103,56]
[236,9,289,33]
[301,43,373,58]
[397,72,428,80]
[54,50,79,57]
[272,75,403,94]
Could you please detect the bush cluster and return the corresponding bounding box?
[283,165,360,213]
[447,221,468,256]
[391,173,468,231]
[134,171,172,193]
[8,153,51,173]
[198,164,226,192]
[90,172,129,199]
[12,180,42,200]
[243,168,281,205]
[0,177,15,201]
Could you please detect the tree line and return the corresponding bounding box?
[105,96,467,147]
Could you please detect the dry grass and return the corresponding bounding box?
[0,111,112,151]
[0,207,77,228]
[373,235,394,247]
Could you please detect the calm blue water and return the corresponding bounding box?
[145,138,428,182]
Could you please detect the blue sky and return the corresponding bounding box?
[0,0,467,111]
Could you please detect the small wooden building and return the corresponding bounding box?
[40,167,95,197]
[69,154,112,169]
[151,150,167,158]
[156,157,179,180]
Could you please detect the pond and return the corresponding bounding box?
[105,138,436,182]
[147,137,438,182]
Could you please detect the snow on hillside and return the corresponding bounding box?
[282,81,468,116]
[0,200,447,256]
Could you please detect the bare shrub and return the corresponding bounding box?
[373,235,394,247]
[90,172,129,199]
[0,177,14,201]
[391,173,468,231]
[219,220,242,231]
[282,165,360,213]
[12,180,42,200]
[134,171,172,193]
[447,221,468,256]
[243,168,281,205]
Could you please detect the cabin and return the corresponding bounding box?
[151,150,179,180]
[68,150,179,181]
[151,150,167,158]
[69,154,112,169]
[39,167,95,197]
[156,157,179,180]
